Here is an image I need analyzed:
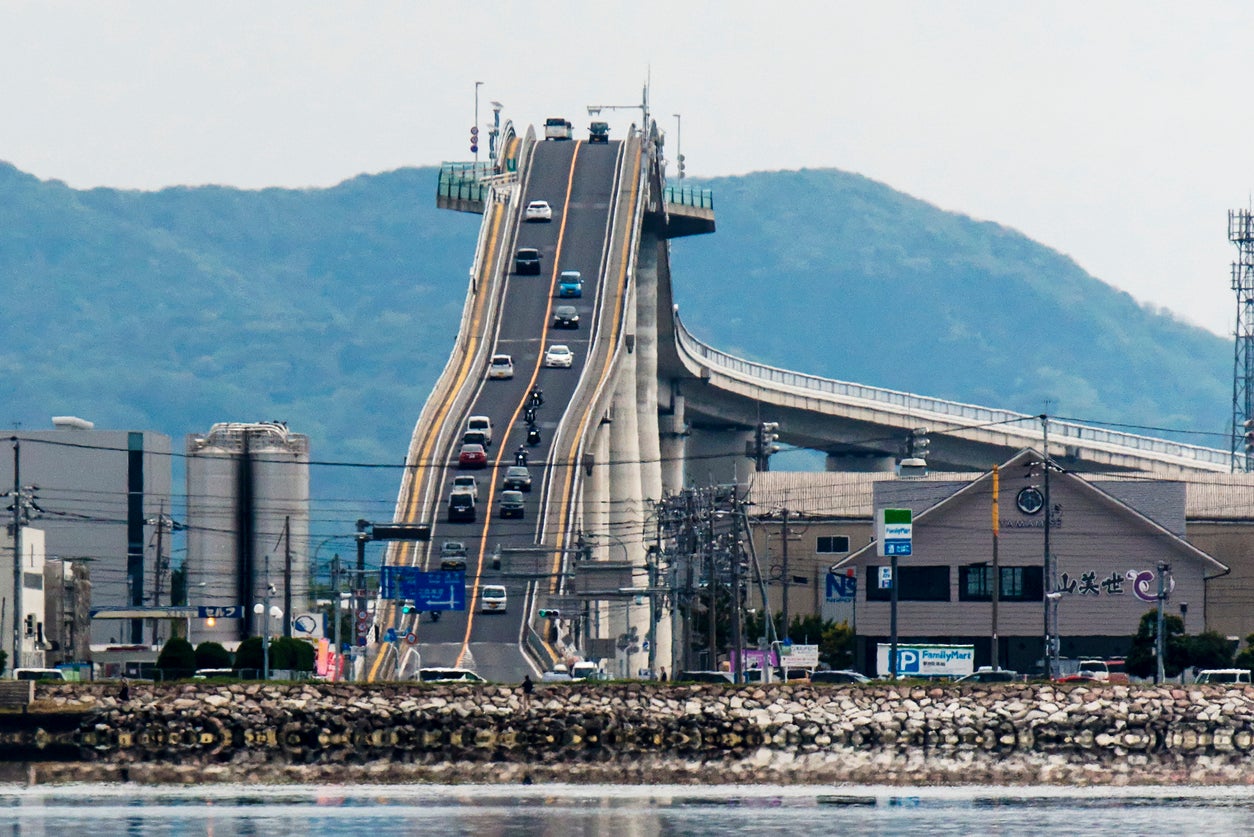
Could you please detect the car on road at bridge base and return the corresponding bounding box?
[488,354,514,379]
[544,344,574,368]
[809,670,870,685]
[541,663,573,683]
[1195,668,1252,684]
[480,584,508,613]
[503,465,532,492]
[417,667,485,684]
[675,670,734,684]
[439,540,468,570]
[558,270,583,298]
[498,489,526,519]
[954,667,1019,684]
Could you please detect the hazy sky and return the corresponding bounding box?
[5,1,1254,338]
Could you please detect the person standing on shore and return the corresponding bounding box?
[521,674,534,710]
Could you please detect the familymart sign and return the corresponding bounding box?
[876,508,913,557]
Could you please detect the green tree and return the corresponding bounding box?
[0,649,7,677]
[820,621,856,670]
[1232,633,1254,674]
[194,641,232,670]
[1186,631,1235,670]
[1126,610,1188,678]
[155,636,196,680]
[234,636,265,674]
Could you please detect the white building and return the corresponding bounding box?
[1,527,47,671]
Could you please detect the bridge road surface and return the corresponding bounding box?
[388,137,626,683]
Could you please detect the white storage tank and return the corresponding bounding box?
[185,422,310,643]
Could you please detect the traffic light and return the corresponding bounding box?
[538,608,561,619]
[677,153,686,179]
[761,421,781,455]
[1244,419,1254,451]
[24,614,35,637]
[908,427,930,460]
[401,603,416,615]
[470,125,479,154]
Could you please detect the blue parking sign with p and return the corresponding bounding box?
[898,649,920,674]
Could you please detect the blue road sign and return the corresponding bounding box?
[380,567,466,611]
[384,627,397,644]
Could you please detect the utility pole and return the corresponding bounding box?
[1041,415,1054,679]
[10,438,23,671]
[1156,562,1171,684]
[780,508,791,638]
[331,554,342,663]
[991,465,1001,670]
[283,516,292,638]
[151,501,165,645]
[729,493,744,684]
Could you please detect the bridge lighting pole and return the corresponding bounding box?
[673,114,684,179]
[473,81,483,163]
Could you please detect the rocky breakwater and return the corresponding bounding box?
[10,680,1254,785]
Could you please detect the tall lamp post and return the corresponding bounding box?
[473,81,483,163]
[672,113,684,179]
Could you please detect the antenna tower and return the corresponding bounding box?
[1229,209,1254,471]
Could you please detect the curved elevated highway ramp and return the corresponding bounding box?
[368,127,643,683]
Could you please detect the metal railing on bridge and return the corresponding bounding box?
[664,184,714,211]
[672,315,1231,470]
[437,162,496,203]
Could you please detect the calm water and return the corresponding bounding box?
[0,784,1251,836]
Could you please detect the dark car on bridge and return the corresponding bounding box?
[498,490,526,519]
[552,305,580,329]
[503,465,532,492]
[515,247,541,275]
[447,491,476,523]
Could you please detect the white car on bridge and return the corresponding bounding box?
[524,200,553,222]
[488,354,514,379]
[544,344,574,368]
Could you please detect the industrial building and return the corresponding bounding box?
[0,418,172,649]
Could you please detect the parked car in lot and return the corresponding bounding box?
[515,247,542,275]
[552,305,580,329]
[541,663,573,682]
[558,270,583,298]
[569,661,603,681]
[544,344,574,368]
[503,465,532,492]
[417,667,485,684]
[1195,668,1252,684]
[524,200,553,222]
[466,415,493,445]
[447,490,476,522]
[451,474,478,500]
[954,667,1019,684]
[809,670,871,685]
[457,443,487,469]
[488,354,514,379]
[675,670,733,684]
[498,489,526,519]
[480,584,508,613]
[13,668,66,681]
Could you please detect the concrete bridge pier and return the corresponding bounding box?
[825,452,897,472]
[685,426,756,486]
[659,383,688,495]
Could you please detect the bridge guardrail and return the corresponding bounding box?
[672,315,1231,469]
[663,184,714,211]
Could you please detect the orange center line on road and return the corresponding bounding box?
[367,193,507,683]
[455,142,584,670]
[542,140,642,659]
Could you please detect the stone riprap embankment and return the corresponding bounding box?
[6,681,1254,785]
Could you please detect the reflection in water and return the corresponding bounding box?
[0,784,1251,836]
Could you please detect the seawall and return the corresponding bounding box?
[5,681,1254,785]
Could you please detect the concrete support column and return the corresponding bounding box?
[633,236,671,674]
[686,427,755,486]
[659,383,687,495]
[825,452,897,472]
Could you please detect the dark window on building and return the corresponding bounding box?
[959,565,1043,602]
[817,536,850,554]
[867,565,950,601]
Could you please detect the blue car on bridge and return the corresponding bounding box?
[558,270,583,298]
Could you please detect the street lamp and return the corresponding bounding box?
[672,113,684,179]
[473,81,483,163]
[253,590,283,682]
